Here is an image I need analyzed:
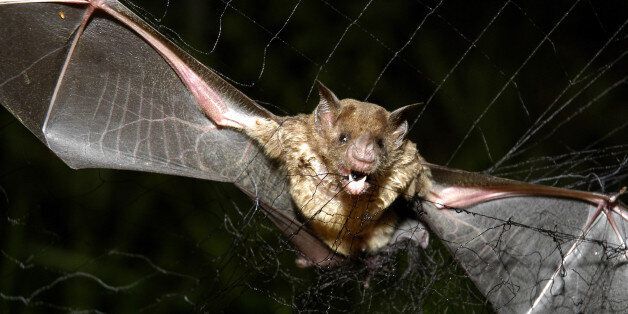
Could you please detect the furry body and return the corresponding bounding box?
[244,96,432,256]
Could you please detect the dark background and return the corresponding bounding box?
[1,0,626,312]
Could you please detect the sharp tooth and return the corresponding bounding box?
[357,175,367,184]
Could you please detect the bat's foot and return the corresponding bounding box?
[389,219,429,250]
[360,221,429,289]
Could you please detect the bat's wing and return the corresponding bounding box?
[0,0,342,266]
[0,0,264,181]
[421,164,627,313]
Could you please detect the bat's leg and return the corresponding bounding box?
[427,185,628,258]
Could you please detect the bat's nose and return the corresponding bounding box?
[348,135,376,171]
[351,149,375,163]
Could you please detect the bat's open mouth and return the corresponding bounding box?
[343,170,371,195]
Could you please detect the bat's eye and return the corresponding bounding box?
[339,133,349,143]
[376,138,384,148]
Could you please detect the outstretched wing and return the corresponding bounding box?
[422,164,627,313]
[0,0,341,265]
[1,0,262,180]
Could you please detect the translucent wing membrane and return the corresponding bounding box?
[425,165,627,313]
[0,0,269,182]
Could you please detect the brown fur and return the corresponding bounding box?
[243,92,432,256]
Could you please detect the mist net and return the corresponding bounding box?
[0,0,626,312]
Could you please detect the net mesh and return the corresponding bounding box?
[1,0,626,312]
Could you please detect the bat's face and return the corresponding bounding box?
[313,83,413,195]
[326,100,396,195]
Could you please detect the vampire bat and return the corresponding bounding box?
[0,0,626,312]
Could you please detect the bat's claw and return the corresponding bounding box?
[611,187,628,222]
[586,187,628,260]
[389,219,429,250]
[609,186,626,204]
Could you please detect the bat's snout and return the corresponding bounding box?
[348,135,377,172]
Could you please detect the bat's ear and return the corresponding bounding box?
[315,81,341,130]
[389,103,421,147]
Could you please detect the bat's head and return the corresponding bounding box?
[313,82,417,195]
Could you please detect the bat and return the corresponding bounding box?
[235,81,433,259]
[1,0,626,312]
